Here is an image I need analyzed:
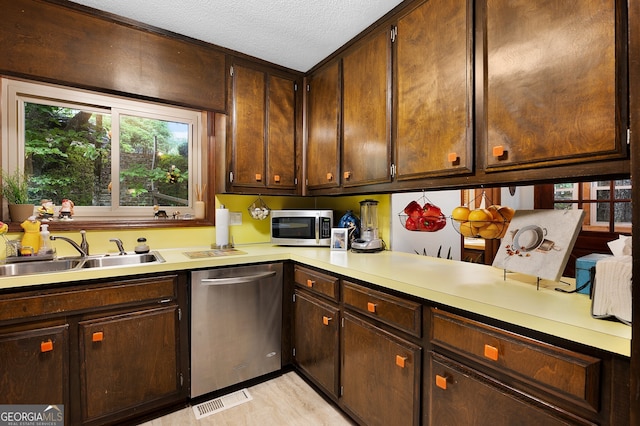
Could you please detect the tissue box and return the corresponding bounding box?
[575,254,612,295]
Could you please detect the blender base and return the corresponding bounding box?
[351,238,385,252]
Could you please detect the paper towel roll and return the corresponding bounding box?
[215,207,230,247]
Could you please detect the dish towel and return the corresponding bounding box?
[591,255,632,325]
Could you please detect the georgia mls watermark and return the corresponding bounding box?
[0,405,64,426]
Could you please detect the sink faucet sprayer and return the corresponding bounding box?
[109,238,127,255]
[50,230,89,257]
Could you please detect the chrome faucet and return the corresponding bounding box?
[109,238,127,255]
[50,231,89,257]
[80,230,89,255]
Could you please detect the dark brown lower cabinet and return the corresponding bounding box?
[292,289,340,398]
[429,353,586,426]
[341,312,421,426]
[0,273,188,426]
[0,323,69,406]
[79,305,180,423]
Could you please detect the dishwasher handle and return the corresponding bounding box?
[200,270,277,286]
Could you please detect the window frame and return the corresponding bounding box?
[547,180,632,233]
[1,77,213,230]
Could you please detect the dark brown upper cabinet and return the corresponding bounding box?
[342,27,393,187]
[226,59,300,194]
[306,60,342,190]
[478,0,628,171]
[394,0,474,181]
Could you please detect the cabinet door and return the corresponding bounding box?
[267,74,297,190]
[306,60,341,190]
[0,324,69,406]
[229,63,266,189]
[228,62,299,193]
[395,0,473,180]
[481,0,625,171]
[79,305,180,422]
[430,353,584,426]
[293,290,340,397]
[342,28,392,187]
[341,312,421,426]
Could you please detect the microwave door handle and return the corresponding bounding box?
[200,271,277,286]
[315,217,320,244]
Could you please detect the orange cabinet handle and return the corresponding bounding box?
[92,331,104,342]
[367,302,377,313]
[273,174,281,183]
[492,145,505,157]
[396,355,407,368]
[435,374,448,390]
[40,340,53,353]
[343,171,351,179]
[447,152,458,162]
[322,316,332,326]
[306,279,314,288]
[326,173,333,181]
[255,173,262,181]
[484,344,499,361]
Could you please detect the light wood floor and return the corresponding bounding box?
[138,372,355,426]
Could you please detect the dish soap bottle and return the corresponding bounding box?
[135,237,150,254]
[38,224,55,257]
[20,216,41,255]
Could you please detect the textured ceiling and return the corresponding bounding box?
[68,0,405,72]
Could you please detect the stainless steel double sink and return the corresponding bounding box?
[0,252,165,277]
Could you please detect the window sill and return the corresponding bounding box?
[6,218,214,233]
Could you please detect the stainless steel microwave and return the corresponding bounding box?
[271,210,333,246]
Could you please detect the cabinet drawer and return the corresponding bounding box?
[430,352,591,426]
[343,280,421,337]
[431,309,600,411]
[293,265,339,301]
[0,275,178,322]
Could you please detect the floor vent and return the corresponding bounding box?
[192,389,253,420]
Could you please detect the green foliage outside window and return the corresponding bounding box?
[24,103,190,208]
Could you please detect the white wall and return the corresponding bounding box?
[501,186,534,210]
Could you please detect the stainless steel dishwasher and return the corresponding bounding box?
[190,263,283,398]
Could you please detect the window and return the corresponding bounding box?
[2,78,203,221]
[551,180,631,233]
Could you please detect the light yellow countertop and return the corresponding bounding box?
[0,244,631,357]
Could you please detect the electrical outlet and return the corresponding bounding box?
[230,212,242,226]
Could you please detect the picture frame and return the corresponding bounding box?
[331,228,348,251]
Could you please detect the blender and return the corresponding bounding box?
[351,199,384,252]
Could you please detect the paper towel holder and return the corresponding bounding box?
[212,239,234,250]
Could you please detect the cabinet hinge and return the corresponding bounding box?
[229,171,234,183]
[391,26,398,43]
[293,347,296,357]
[627,128,631,145]
[340,385,344,396]
[178,308,182,321]
[294,83,298,92]
[306,84,310,92]
[180,373,184,387]
[230,66,234,77]
[341,317,345,328]
[390,163,396,178]
[293,293,296,302]
[294,177,298,185]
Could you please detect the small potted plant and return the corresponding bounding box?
[1,169,35,222]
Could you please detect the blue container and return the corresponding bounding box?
[338,210,360,247]
[575,253,612,295]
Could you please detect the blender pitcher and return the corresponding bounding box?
[352,199,384,252]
